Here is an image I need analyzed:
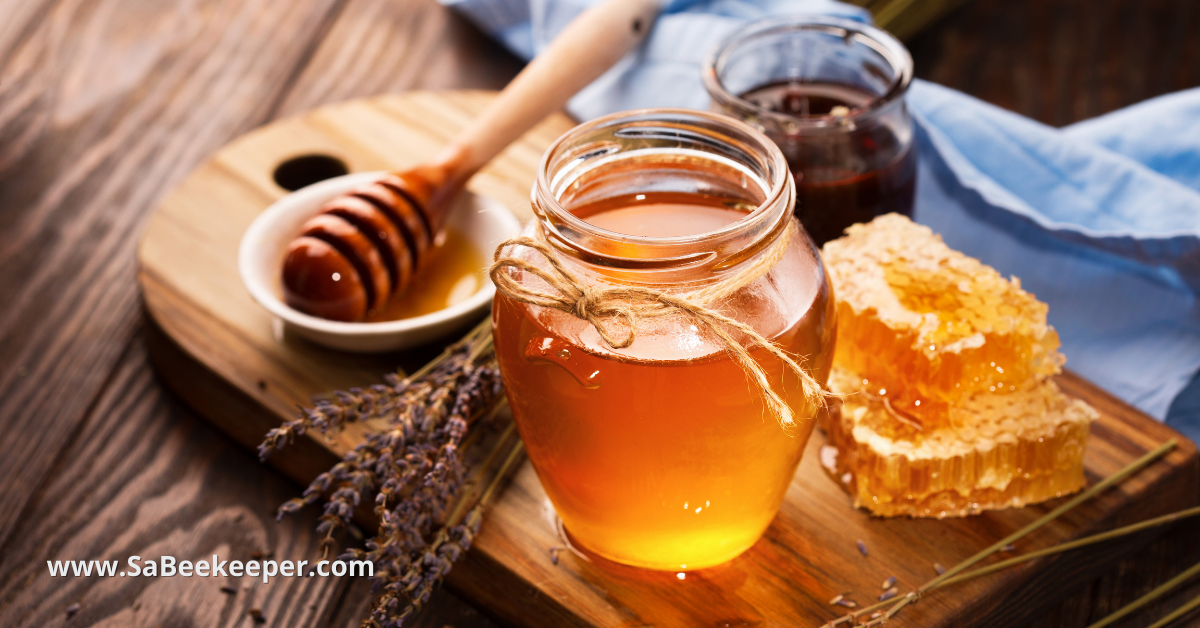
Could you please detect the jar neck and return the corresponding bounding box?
[530,108,798,287]
[703,15,914,135]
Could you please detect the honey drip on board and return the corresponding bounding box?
[493,191,835,569]
[365,227,483,322]
[819,214,1094,518]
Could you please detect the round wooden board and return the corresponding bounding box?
[138,90,572,452]
[137,91,1199,628]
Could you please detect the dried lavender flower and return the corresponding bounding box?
[260,321,514,628]
[856,539,868,557]
[881,576,896,590]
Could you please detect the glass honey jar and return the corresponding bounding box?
[704,16,916,246]
[491,109,836,570]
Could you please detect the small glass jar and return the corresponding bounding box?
[491,109,836,570]
[704,15,916,245]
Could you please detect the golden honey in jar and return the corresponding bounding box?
[492,110,836,570]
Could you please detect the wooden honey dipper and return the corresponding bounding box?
[282,0,660,322]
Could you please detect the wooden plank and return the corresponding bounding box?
[8,0,1200,625]
[324,575,500,628]
[138,89,1200,627]
[0,0,521,625]
[274,0,524,118]
[870,0,975,41]
[0,323,498,628]
[0,0,347,551]
[1015,519,1200,628]
[0,335,352,627]
[908,0,1200,126]
[143,316,502,628]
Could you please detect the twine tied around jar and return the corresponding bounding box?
[489,220,829,428]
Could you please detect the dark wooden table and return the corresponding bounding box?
[2,1,1198,627]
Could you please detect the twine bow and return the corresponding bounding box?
[489,222,828,428]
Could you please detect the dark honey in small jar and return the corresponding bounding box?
[705,16,917,245]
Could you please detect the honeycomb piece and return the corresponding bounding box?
[820,367,1095,518]
[822,214,1063,426]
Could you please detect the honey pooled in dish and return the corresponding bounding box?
[822,214,1063,426]
[821,367,1094,517]
[365,227,483,322]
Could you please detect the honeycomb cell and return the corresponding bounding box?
[822,214,1063,427]
[820,366,1094,518]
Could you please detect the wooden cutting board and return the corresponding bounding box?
[137,91,1199,628]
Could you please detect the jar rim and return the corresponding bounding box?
[532,108,794,268]
[703,15,914,130]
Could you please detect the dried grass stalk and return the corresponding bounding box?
[824,439,1179,627]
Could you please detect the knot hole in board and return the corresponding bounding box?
[273,154,350,191]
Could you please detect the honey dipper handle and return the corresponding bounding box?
[435,0,661,186]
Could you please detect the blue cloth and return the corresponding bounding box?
[444,0,1200,440]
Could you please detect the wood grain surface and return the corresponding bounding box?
[5,0,1200,626]
[138,89,1200,628]
[0,334,351,627]
[0,0,518,625]
[909,0,1200,126]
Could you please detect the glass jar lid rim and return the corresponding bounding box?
[533,107,792,252]
[703,14,914,129]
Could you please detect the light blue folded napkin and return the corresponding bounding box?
[444,0,1200,439]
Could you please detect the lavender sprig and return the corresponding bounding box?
[260,320,515,626]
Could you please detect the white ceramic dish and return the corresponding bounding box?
[238,172,521,353]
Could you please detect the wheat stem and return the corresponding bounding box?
[1086,558,1200,628]
[1145,589,1200,628]
[937,505,1200,588]
[925,439,1177,594]
[405,317,491,382]
[479,438,525,510]
[821,439,1179,628]
[466,328,496,363]
[445,421,518,526]
[828,599,892,625]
